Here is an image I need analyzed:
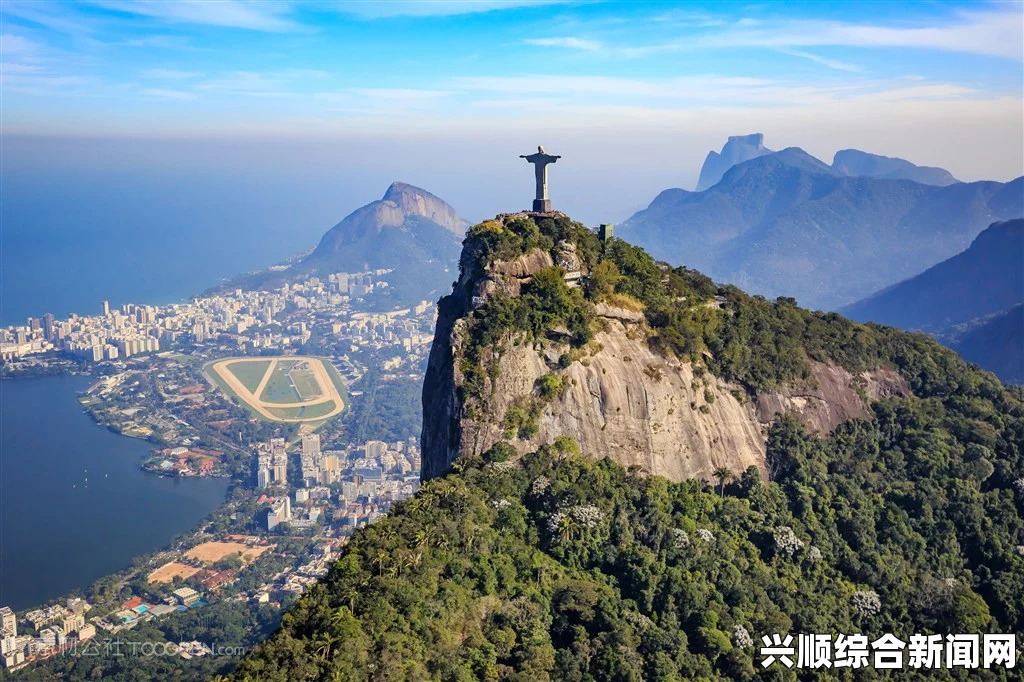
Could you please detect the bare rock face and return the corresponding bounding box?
[489,249,554,278]
[382,182,468,235]
[458,314,768,482]
[421,230,914,484]
[755,361,910,435]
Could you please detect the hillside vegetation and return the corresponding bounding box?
[230,217,1024,681]
[233,387,1024,681]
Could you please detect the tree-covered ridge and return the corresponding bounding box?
[455,213,1011,398]
[231,377,1024,680]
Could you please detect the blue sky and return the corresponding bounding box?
[2,1,1022,220]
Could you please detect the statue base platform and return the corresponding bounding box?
[532,199,552,212]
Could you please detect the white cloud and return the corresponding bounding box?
[0,1,97,37]
[696,7,1024,60]
[336,1,567,19]
[650,9,725,27]
[196,69,327,97]
[451,74,790,101]
[1,62,45,74]
[523,36,601,51]
[88,0,305,33]
[0,33,43,55]
[777,49,863,73]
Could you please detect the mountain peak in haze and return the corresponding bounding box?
[832,149,958,186]
[297,181,467,306]
[696,134,962,192]
[379,181,468,234]
[695,133,773,191]
[312,181,467,253]
[622,145,1022,310]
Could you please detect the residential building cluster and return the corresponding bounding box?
[2,599,94,671]
[256,438,289,489]
[257,434,420,533]
[1,268,435,362]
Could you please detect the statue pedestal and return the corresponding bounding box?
[532,199,552,212]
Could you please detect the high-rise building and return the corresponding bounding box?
[301,434,321,460]
[42,314,55,341]
[365,440,387,459]
[62,613,85,636]
[266,497,292,530]
[0,607,15,637]
[257,454,272,488]
[102,300,110,317]
[270,438,288,485]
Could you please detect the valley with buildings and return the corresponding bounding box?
[0,261,433,676]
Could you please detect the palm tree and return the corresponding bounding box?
[556,513,578,543]
[313,631,337,661]
[414,529,432,548]
[372,549,388,577]
[337,587,358,611]
[713,466,733,497]
[330,606,353,632]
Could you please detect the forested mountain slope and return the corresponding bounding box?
[842,219,1023,332]
[952,304,1024,386]
[229,215,1024,681]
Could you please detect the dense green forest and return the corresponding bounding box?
[230,216,1024,680]
[231,389,1023,680]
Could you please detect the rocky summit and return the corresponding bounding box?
[312,181,467,252]
[420,212,913,483]
[695,133,772,191]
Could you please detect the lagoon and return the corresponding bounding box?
[0,375,229,610]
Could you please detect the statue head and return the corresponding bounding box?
[538,145,546,153]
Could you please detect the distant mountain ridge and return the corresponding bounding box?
[695,133,960,191]
[841,219,1023,330]
[833,149,958,186]
[951,305,1023,385]
[842,219,1023,384]
[623,145,1022,310]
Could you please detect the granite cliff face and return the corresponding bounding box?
[421,213,910,482]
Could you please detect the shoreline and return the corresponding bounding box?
[0,371,236,614]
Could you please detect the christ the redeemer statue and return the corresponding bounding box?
[520,145,561,212]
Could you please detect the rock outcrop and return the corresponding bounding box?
[421,215,913,483]
[755,361,910,435]
[695,133,772,191]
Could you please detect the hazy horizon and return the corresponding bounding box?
[3,0,1023,323]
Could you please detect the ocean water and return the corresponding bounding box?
[0,166,347,327]
[0,375,230,610]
